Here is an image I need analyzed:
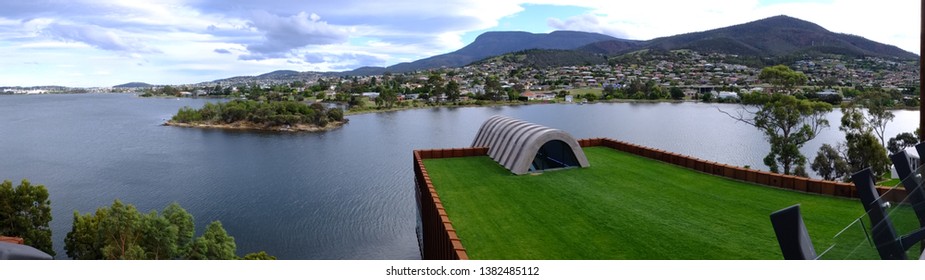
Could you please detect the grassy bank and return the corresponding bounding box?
[423,147,919,260]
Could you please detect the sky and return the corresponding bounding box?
[0,0,919,87]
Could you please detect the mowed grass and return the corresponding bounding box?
[424,147,920,260]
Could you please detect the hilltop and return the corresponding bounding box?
[588,15,917,60]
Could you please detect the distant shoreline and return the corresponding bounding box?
[164,120,347,132]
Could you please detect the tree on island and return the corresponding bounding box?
[171,100,346,128]
[722,92,832,176]
[0,179,54,256]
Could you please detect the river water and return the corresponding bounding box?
[0,94,917,259]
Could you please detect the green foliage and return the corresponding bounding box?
[170,100,345,127]
[840,104,891,179]
[65,200,269,260]
[759,65,807,93]
[242,251,277,260]
[700,92,714,102]
[143,86,182,97]
[730,93,832,175]
[326,108,344,122]
[811,144,849,181]
[98,201,146,260]
[855,91,895,146]
[0,179,54,256]
[446,80,461,102]
[582,93,598,102]
[162,202,194,258]
[65,209,104,259]
[189,221,236,260]
[485,76,502,101]
[887,132,919,154]
[669,87,685,100]
[171,106,203,123]
[377,89,399,109]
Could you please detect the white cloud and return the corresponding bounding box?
[245,11,352,56]
[547,14,628,38]
[42,22,155,53]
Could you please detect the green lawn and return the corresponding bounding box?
[567,88,603,97]
[423,147,920,260]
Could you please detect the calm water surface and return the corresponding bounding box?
[0,94,917,259]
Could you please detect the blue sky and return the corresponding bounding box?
[0,0,917,87]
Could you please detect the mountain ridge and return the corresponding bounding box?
[210,15,917,83]
[586,15,917,60]
[337,30,624,76]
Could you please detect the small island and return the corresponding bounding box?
[166,100,347,132]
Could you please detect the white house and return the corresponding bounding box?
[361,92,380,100]
[717,91,738,99]
[816,89,839,96]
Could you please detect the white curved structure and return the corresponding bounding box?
[471,115,590,175]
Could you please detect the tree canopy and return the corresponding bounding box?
[759,65,807,94]
[65,200,272,260]
[723,93,832,176]
[0,179,53,256]
[840,103,890,179]
[171,100,345,127]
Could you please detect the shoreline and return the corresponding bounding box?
[164,120,347,132]
[344,99,694,116]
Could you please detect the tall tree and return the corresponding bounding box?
[162,202,195,258]
[485,76,502,101]
[759,65,807,94]
[140,211,178,260]
[841,104,891,179]
[669,87,685,100]
[65,209,105,259]
[0,179,53,256]
[445,80,461,102]
[811,144,849,181]
[99,200,145,260]
[189,221,236,260]
[857,91,895,147]
[722,93,832,175]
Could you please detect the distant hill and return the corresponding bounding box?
[583,15,917,60]
[473,49,609,68]
[577,40,642,55]
[340,31,623,75]
[210,70,324,84]
[113,82,153,88]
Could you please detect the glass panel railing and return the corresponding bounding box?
[816,164,925,260]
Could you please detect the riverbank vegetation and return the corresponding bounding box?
[168,99,346,132]
[720,65,914,182]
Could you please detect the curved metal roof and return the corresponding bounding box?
[471,115,589,175]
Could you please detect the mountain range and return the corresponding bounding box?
[340,31,625,76]
[188,15,918,85]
